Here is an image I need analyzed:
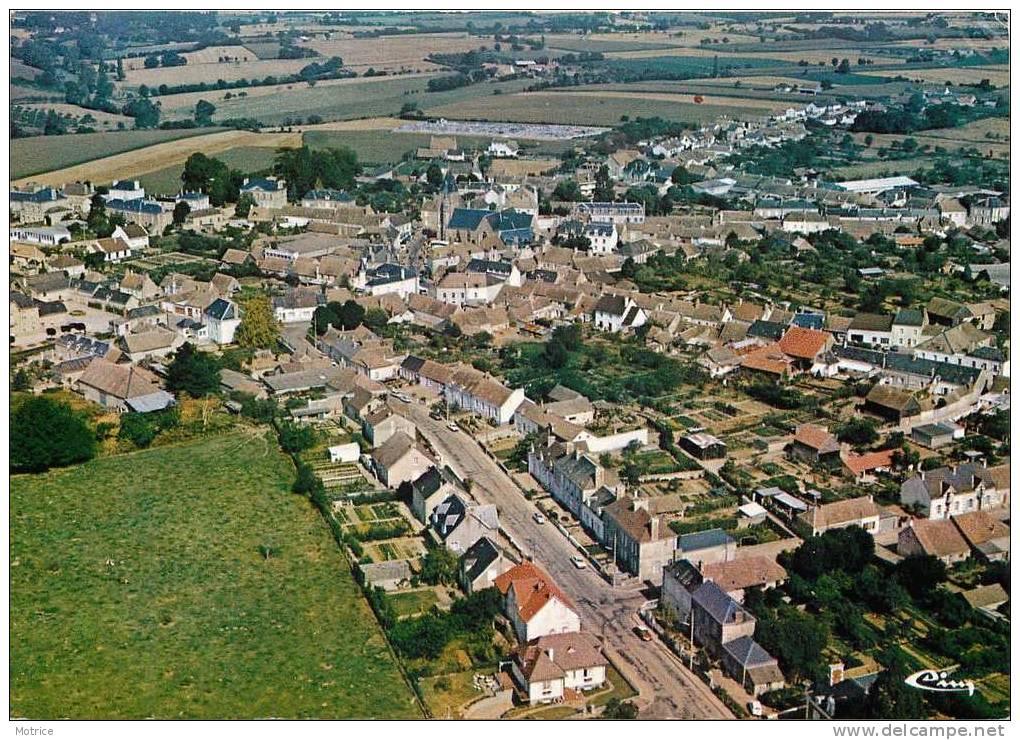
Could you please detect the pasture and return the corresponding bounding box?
[10,431,419,719]
[195,74,437,125]
[304,127,572,165]
[864,65,1011,87]
[17,102,133,128]
[297,31,489,72]
[423,90,767,127]
[10,127,223,180]
[138,145,279,195]
[155,73,436,119]
[122,58,312,88]
[12,129,301,188]
[11,58,41,79]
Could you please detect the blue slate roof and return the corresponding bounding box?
[721,636,776,668]
[748,319,786,341]
[488,209,533,232]
[106,198,164,215]
[679,528,734,553]
[303,188,353,202]
[691,581,747,625]
[367,263,415,286]
[447,208,491,230]
[11,187,63,203]
[205,298,238,321]
[792,312,825,330]
[241,178,283,192]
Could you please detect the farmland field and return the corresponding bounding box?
[304,127,572,165]
[122,58,312,88]
[424,91,767,127]
[138,146,280,195]
[10,431,419,719]
[194,74,438,125]
[10,127,224,180]
[545,87,793,112]
[16,102,133,128]
[849,116,1011,160]
[297,31,489,72]
[11,58,41,79]
[154,73,436,120]
[862,65,1011,86]
[12,129,302,188]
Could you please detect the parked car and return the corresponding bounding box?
[634,626,653,642]
[570,555,587,569]
[533,512,545,525]
[447,422,459,432]
[748,701,763,717]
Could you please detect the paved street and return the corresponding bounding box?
[395,400,734,719]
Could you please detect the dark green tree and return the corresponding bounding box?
[166,342,221,398]
[194,99,216,124]
[11,397,96,472]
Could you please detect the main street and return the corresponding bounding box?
[394,400,734,719]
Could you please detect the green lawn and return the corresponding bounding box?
[10,127,223,179]
[424,91,766,127]
[10,431,419,719]
[138,146,278,196]
[388,589,440,618]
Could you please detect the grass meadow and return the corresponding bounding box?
[10,431,419,719]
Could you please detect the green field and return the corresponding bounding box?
[424,91,766,127]
[201,76,435,125]
[599,54,788,78]
[10,127,224,180]
[10,431,419,719]
[304,129,574,165]
[138,145,279,195]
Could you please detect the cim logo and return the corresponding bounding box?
[904,669,975,696]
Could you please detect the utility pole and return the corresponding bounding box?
[689,613,694,671]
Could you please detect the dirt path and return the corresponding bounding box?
[12,129,303,188]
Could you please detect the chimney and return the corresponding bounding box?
[546,648,554,662]
[650,516,660,541]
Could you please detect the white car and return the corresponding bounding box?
[532,512,545,525]
[447,422,459,432]
[570,555,587,569]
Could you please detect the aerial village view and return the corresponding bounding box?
[7,8,1013,728]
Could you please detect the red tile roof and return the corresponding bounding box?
[843,449,895,477]
[794,423,839,453]
[494,561,577,623]
[778,326,831,360]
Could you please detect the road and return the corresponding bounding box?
[395,400,734,719]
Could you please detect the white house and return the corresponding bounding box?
[494,562,581,643]
[444,366,525,424]
[10,225,71,246]
[583,221,618,254]
[510,632,607,705]
[488,139,520,158]
[436,272,504,306]
[781,211,830,234]
[328,442,361,463]
[176,191,211,211]
[204,298,242,344]
[106,179,145,201]
[111,223,150,251]
[593,294,647,333]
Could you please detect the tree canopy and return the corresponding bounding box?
[11,396,96,473]
[234,295,280,350]
[166,342,221,398]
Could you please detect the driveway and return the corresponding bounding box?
[395,400,734,719]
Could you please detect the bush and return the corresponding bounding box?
[118,407,181,448]
[278,421,317,454]
[11,396,96,473]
